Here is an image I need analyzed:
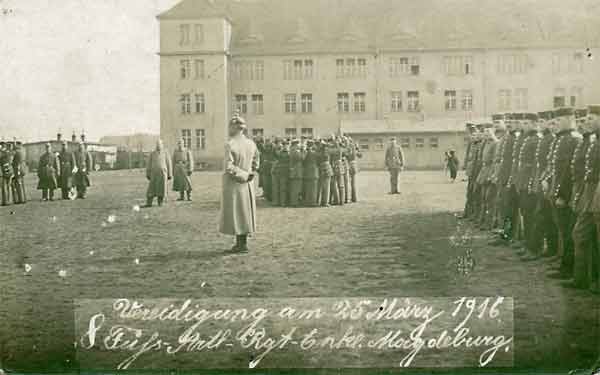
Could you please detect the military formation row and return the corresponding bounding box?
[463,105,600,292]
[0,141,27,206]
[254,136,363,207]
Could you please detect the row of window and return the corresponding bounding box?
[179,24,203,46]
[358,137,439,151]
[179,88,584,116]
[179,52,585,82]
[249,128,315,138]
[180,129,206,150]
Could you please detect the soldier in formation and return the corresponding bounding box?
[463,106,600,293]
[0,141,27,206]
[254,134,361,207]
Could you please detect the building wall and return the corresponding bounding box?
[159,16,600,170]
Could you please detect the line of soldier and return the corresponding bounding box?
[0,140,27,206]
[36,139,93,201]
[463,105,600,293]
[255,135,362,207]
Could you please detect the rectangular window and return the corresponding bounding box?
[181,129,192,149]
[285,128,297,137]
[284,94,297,113]
[336,59,345,78]
[498,54,528,74]
[195,129,206,150]
[251,94,264,115]
[293,60,303,80]
[346,58,356,77]
[498,89,511,111]
[304,59,313,79]
[180,60,190,79]
[353,92,366,112]
[554,88,566,108]
[179,24,190,46]
[464,56,473,75]
[194,59,204,79]
[443,56,474,75]
[461,90,473,111]
[391,91,402,112]
[195,93,205,113]
[180,94,191,114]
[429,137,439,148]
[194,24,204,44]
[283,60,293,80]
[400,137,410,148]
[374,138,385,151]
[407,91,420,112]
[301,128,314,138]
[254,61,264,80]
[337,92,350,113]
[233,62,243,80]
[357,58,367,77]
[235,94,248,114]
[445,90,457,111]
[251,128,264,138]
[301,93,313,113]
[359,139,369,151]
[570,86,583,107]
[389,57,419,77]
[571,53,583,73]
[514,88,528,110]
[415,137,425,148]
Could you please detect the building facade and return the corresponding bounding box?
[158,0,600,169]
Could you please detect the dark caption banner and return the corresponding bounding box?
[74,297,514,370]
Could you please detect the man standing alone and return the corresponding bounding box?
[145,140,172,207]
[385,137,405,194]
[172,139,194,201]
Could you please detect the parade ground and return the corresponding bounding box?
[1,170,599,371]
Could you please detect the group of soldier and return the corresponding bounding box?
[254,135,362,207]
[463,105,600,292]
[0,140,27,206]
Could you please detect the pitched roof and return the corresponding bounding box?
[159,0,600,53]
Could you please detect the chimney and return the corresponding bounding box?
[57,132,62,142]
[72,132,77,142]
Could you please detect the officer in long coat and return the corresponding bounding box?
[317,140,333,207]
[385,137,405,194]
[37,142,59,201]
[587,105,600,293]
[73,142,92,199]
[172,139,194,201]
[57,141,76,200]
[11,141,27,204]
[288,139,305,207]
[219,115,259,253]
[302,139,319,207]
[329,139,346,205]
[145,139,172,207]
[270,139,281,206]
[347,138,362,202]
[475,126,498,229]
[0,142,13,206]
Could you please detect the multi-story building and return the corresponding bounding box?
[158,0,600,169]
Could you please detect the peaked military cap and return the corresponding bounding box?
[511,113,524,120]
[575,108,589,118]
[588,105,600,115]
[554,107,574,117]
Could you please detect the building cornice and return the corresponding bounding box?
[158,50,230,57]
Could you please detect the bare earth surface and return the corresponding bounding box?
[0,170,598,372]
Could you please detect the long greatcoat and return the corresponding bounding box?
[146,149,172,199]
[58,150,75,189]
[37,151,59,190]
[219,134,259,236]
[172,149,193,192]
[73,150,92,188]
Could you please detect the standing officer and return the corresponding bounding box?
[341,136,351,204]
[570,107,599,289]
[302,139,319,207]
[57,140,76,200]
[37,142,59,201]
[545,107,579,280]
[346,137,362,202]
[318,140,333,207]
[11,141,27,204]
[515,113,541,257]
[470,124,487,223]
[277,140,290,207]
[475,125,498,229]
[489,115,508,230]
[587,105,600,293]
[0,142,12,206]
[73,141,92,199]
[463,124,479,218]
[260,138,273,202]
[507,114,526,248]
[172,139,193,201]
[288,139,305,207]
[385,137,405,195]
[329,138,346,205]
[145,139,172,207]
[531,111,559,258]
[270,138,281,206]
[491,114,516,244]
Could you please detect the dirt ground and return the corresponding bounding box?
[0,170,599,373]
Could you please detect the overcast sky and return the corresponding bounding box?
[0,0,179,142]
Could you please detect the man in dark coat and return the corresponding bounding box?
[0,142,13,206]
[302,139,319,207]
[288,139,305,207]
[12,141,27,204]
[37,142,59,201]
[347,138,362,202]
[73,141,92,199]
[57,141,76,200]
[172,139,194,201]
[385,137,405,194]
[145,139,172,207]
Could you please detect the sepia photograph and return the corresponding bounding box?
[1,0,600,373]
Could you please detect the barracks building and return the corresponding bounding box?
[157,0,600,169]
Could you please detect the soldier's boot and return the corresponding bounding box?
[186,190,192,201]
[157,197,164,206]
[48,189,55,201]
[144,197,153,207]
[177,192,185,201]
[238,235,249,252]
[337,179,345,206]
[42,189,48,201]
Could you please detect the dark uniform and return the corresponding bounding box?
[317,141,333,207]
[546,107,579,278]
[507,116,526,244]
[58,143,76,200]
[384,139,405,195]
[11,142,27,204]
[276,144,290,207]
[260,140,273,201]
[0,142,13,206]
[302,141,319,207]
[347,140,362,202]
[475,128,498,228]
[37,146,59,201]
[329,142,346,205]
[288,140,305,207]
